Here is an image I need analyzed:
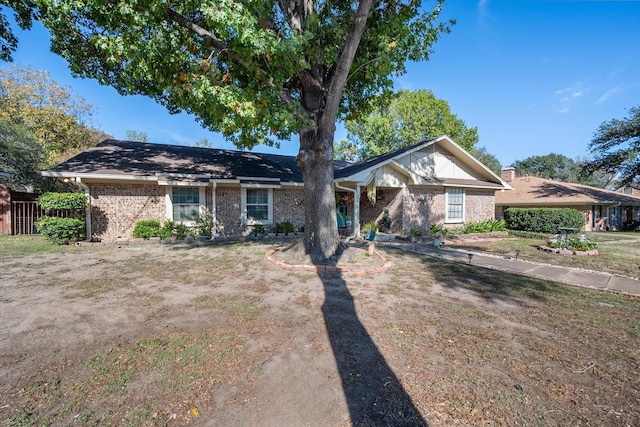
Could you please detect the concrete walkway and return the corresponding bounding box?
[375,237,640,297]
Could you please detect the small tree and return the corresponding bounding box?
[35,192,87,244]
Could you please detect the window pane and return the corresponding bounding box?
[247,205,269,221]
[246,189,269,221]
[172,187,200,221]
[247,189,268,204]
[447,189,464,220]
[173,204,200,221]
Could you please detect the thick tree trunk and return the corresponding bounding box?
[296,123,340,264]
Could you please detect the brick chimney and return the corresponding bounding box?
[501,167,516,182]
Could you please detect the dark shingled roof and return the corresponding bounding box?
[49,140,306,182]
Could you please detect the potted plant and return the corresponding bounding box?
[430,223,445,247]
[363,220,377,241]
[409,228,423,243]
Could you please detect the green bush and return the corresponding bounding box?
[155,220,194,240]
[35,216,85,245]
[132,219,161,239]
[504,208,584,234]
[195,212,214,238]
[38,192,87,211]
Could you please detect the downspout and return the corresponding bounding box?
[75,177,91,241]
[210,182,217,240]
[335,181,359,242]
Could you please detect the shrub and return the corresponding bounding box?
[195,212,214,238]
[504,208,584,234]
[156,220,194,240]
[35,216,85,245]
[281,220,294,235]
[132,219,161,239]
[252,224,265,236]
[38,192,87,212]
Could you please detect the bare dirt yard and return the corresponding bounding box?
[1,237,639,426]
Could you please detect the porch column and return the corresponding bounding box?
[354,186,361,238]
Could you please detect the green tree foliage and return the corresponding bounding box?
[0,63,108,166]
[471,146,501,175]
[512,153,576,181]
[581,105,640,187]
[339,89,478,160]
[0,118,46,188]
[0,1,35,62]
[512,153,614,188]
[28,0,453,261]
[125,129,149,142]
[193,137,214,148]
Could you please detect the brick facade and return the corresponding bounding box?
[215,186,241,236]
[273,188,305,229]
[87,182,498,242]
[89,183,166,242]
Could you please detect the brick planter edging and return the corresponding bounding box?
[264,248,393,277]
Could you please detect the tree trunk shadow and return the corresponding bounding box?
[319,268,428,426]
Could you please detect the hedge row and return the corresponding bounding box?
[504,208,584,234]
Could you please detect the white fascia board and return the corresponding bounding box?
[158,180,209,187]
[280,181,304,187]
[210,179,240,184]
[240,183,281,189]
[236,176,280,182]
[155,172,211,179]
[41,171,158,181]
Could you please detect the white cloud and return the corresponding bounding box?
[478,0,490,17]
[597,85,624,104]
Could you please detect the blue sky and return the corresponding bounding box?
[3,1,640,168]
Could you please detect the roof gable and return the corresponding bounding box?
[336,136,511,190]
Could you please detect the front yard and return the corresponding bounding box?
[0,235,638,426]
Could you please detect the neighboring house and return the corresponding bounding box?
[42,136,511,242]
[496,167,640,231]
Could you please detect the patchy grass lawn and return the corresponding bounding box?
[447,231,640,278]
[0,237,638,426]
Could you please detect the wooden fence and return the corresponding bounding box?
[10,201,69,235]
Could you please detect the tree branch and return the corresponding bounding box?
[163,7,250,69]
[321,0,374,130]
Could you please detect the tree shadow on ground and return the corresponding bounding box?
[317,252,427,426]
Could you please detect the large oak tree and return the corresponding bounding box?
[28,0,452,261]
[581,105,640,187]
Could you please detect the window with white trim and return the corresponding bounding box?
[171,187,201,222]
[446,188,464,222]
[241,188,273,224]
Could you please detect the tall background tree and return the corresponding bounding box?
[0,63,109,167]
[0,118,46,189]
[336,89,478,160]
[511,153,614,188]
[125,129,149,142]
[24,0,452,261]
[581,105,640,187]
